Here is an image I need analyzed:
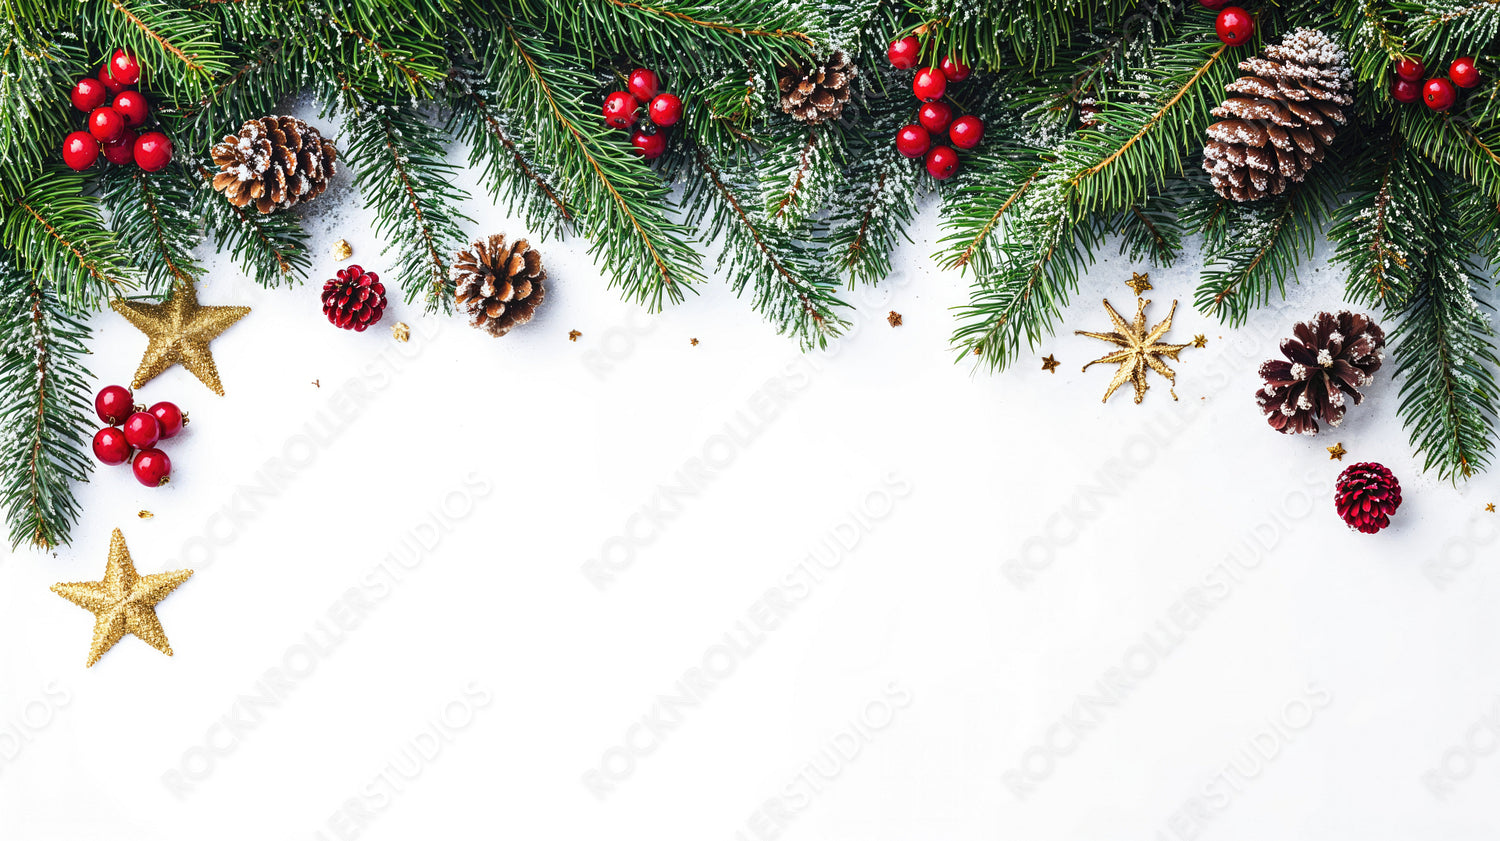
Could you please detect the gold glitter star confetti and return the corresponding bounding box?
[1076,298,1190,404]
[887,311,903,327]
[1126,272,1153,296]
[51,529,193,667]
[138,510,153,519]
[1327,443,1347,461]
[1487,503,1496,513]
[1041,354,1060,373]
[332,239,353,261]
[568,329,582,342]
[392,322,410,342]
[1193,334,1207,348]
[690,338,699,346]
[111,282,250,396]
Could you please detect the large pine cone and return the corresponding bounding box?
[452,235,545,337]
[778,51,854,124]
[1257,311,1385,435]
[1335,462,1402,534]
[1202,29,1352,202]
[211,116,337,214]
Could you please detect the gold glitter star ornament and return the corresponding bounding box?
[52,529,193,667]
[1126,272,1153,295]
[1076,298,1190,404]
[111,282,250,396]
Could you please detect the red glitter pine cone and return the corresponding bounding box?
[1334,462,1402,534]
[321,264,386,331]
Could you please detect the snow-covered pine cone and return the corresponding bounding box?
[1335,462,1402,534]
[1256,311,1385,435]
[452,234,546,337]
[778,51,854,124]
[211,116,338,214]
[1202,29,1352,202]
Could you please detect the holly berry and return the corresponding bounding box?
[1391,78,1421,104]
[92,428,132,466]
[95,385,134,424]
[917,101,954,133]
[949,114,985,150]
[940,55,971,82]
[101,128,138,165]
[88,106,125,144]
[131,448,171,487]
[133,131,173,172]
[112,90,148,127]
[1395,57,1425,82]
[148,401,186,439]
[913,67,947,102]
[1450,56,1480,89]
[1423,77,1457,111]
[1215,7,1253,46]
[109,49,141,86]
[602,91,639,129]
[888,36,920,70]
[62,132,99,171]
[628,68,660,102]
[895,124,931,158]
[97,63,127,94]
[71,77,108,112]
[925,145,959,180]
[122,411,162,450]
[1197,0,1229,9]
[630,127,667,160]
[648,93,683,127]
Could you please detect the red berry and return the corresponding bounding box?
[88,106,125,144]
[1395,58,1425,82]
[913,67,947,102]
[939,56,971,82]
[133,131,173,172]
[917,101,954,133]
[101,127,138,165]
[1423,77,1457,111]
[1215,7,1253,46]
[602,91,639,129]
[122,411,162,450]
[92,428,132,466]
[71,77,108,112]
[629,128,667,160]
[949,114,985,149]
[627,69,660,102]
[895,124,931,158]
[888,37,920,70]
[109,49,141,86]
[1391,77,1421,104]
[95,385,134,424]
[648,93,683,127]
[148,401,186,439]
[1198,0,1229,9]
[98,63,126,94]
[1450,56,1480,89]
[132,448,171,487]
[925,145,959,180]
[112,90,148,127]
[62,132,99,171]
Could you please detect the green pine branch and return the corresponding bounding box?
[98,163,203,290]
[0,169,135,310]
[191,163,311,287]
[1329,131,1440,307]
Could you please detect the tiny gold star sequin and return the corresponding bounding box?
[1327,443,1347,461]
[1193,334,1207,348]
[1041,354,1060,373]
[690,338,699,346]
[52,529,193,667]
[887,311,903,327]
[111,282,249,396]
[568,330,581,342]
[392,322,410,342]
[1487,503,1496,513]
[1126,272,1152,296]
[138,510,153,519]
[332,239,353,261]
[1076,298,1189,404]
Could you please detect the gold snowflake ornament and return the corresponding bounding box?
[1076,298,1190,404]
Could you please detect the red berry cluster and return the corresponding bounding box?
[91,385,186,487]
[887,37,984,180]
[63,50,173,173]
[601,68,683,161]
[1390,56,1483,112]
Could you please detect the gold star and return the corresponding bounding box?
[690,338,699,346]
[1193,334,1207,348]
[391,322,410,343]
[1327,443,1347,461]
[887,311,903,327]
[1126,272,1152,296]
[111,282,249,396]
[1486,503,1496,513]
[51,529,193,667]
[1041,354,1060,373]
[568,329,581,342]
[1076,298,1190,404]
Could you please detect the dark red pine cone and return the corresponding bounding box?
[321,264,386,331]
[1335,462,1402,534]
[1257,311,1385,435]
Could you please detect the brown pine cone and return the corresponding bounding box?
[1202,29,1352,202]
[452,235,545,337]
[778,51,854,124]
[1257,311,1385,435]
[210,116,337,214]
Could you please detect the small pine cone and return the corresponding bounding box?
[1335,462,1402,534]
[1202,29,1352,202]
[452,234,545,337]
[211,116,337,214]
[1257,311,1385,435]
[321,264,386,331]
[778,51,855,124]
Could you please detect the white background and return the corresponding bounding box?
[2,108,1499,840]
